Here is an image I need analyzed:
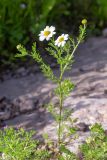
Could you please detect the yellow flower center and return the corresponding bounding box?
[59,37,64,42]
[44,31,51,37]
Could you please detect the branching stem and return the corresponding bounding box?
[57,25,86,147]
[62,25,86,75]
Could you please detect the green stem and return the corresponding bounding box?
[57,25,86,147]
[58,82,63,146]
[62,25,86,75]
[58,69,63,147]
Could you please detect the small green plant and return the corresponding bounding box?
[80,123,107,160]
[34,149,51,160]
[16,20,87,158]
[0,127,37,160]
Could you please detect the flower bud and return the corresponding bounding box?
[82,19,87,25]
[17,44,21,50]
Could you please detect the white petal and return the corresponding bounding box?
[64,34,69,40]
[55,38,59,42]
[65,34,69,37]
[44,26,50,31]
[58,43,61,47]
[61,41,66,47]
[52,31,56,35]
[46,36,51,41]
[39,36,45,41]
[57,36,61,41]
[61,34,64,37]
[39,33,41,36]
[55,40,58,45]
[39,33,42,37]
[50,26,55,31]
[39,31,44,36]
[48,33,53,38]
[41,31,44,34]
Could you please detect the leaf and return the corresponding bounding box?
[15,44,28,57]
[60,145,72,155]
[68,127,77,135]
[54,79,75,97]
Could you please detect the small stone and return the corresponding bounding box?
[76,123,89,132]
[13,97,39,113]
[0,97,20,120]
[0,111,11,120]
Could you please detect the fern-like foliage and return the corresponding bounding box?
[16,21,87,154]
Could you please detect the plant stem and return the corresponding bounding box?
[58,83,62,146]
[57,25,86,147]
[58,69,63,147]
[62,25,86,75]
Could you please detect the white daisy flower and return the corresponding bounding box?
[55,34,69,47]
[39,26,56,41]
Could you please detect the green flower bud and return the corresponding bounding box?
[16,44,21,50]
[82,19,87,25]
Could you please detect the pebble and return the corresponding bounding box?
[76,123,89,132]
[0,96,39,121]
